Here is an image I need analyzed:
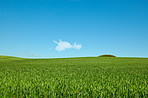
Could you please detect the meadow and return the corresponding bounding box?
[0,56,147,97]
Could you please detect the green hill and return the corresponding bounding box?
[0,55,24,61]
[0,55,22,59]
[0,56,148,97]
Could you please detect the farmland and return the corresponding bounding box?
[0,56,148,97]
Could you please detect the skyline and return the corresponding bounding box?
[0,0,148,58]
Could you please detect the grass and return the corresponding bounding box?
[0,56,148,97]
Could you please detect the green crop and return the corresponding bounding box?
[0,56,148,97]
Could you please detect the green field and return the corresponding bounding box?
[0,56,148,97]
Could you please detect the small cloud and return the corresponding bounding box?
[33,54,38,57]
[54,40,82,51]
[73,43,82,49]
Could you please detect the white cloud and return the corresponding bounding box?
[33,54,38,57]
[73,43,82,49]
[54,40,82,51]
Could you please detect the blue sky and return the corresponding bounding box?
[0,0,148,58]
